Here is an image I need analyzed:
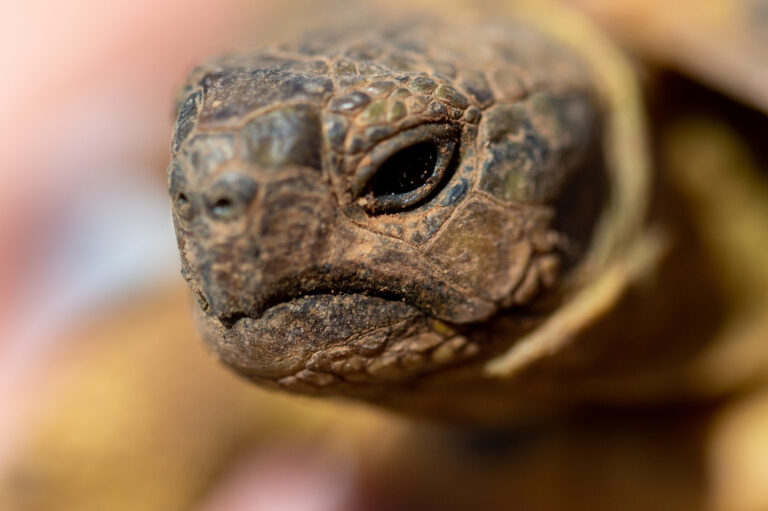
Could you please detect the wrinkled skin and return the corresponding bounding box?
[168,20,604,403]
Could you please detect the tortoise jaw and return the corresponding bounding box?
[190,249,498,384]
[193,244,500,330]
[196,290,488,393]
[211,276,423,329]
[197,292,426,379]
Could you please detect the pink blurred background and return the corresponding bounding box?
[0,0,261,474]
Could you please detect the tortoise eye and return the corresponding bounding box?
[368,142,438,197]
[354,124,458,214]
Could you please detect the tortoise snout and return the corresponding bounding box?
[186,168,337,321]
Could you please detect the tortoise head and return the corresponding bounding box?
[168,21,604,398]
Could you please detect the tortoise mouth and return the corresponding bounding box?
[196,262,497,331]
[198,292,427,380]
[214,284,419,330]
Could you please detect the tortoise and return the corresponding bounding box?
[167,0,768,423]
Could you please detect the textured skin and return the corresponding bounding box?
[168,18,607,408]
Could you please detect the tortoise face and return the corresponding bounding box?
[168,21,600,394]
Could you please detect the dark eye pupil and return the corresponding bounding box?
[369,142,437,196]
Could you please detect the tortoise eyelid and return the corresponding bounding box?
[350,123,460,213]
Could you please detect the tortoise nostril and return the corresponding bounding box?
[175,192,195,221]
[211,197,234,218]
[208,193,242,220]
[205,173,258,221]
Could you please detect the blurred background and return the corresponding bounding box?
[1,1,768,510]
[0,0,256,461]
